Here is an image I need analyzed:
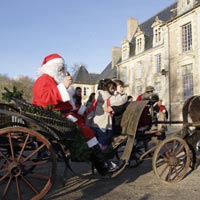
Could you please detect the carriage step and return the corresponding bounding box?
[112,135,128,149]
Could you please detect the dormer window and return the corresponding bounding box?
[152,16,163,47]
[155,27,161,43]
[121,39,130,61]
[136,38,142,52]
[135,27,145,54]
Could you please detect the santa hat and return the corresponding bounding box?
[42,53,64,66]
[37,53,65,77]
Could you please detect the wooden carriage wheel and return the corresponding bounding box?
[0,127,57,200]
[110,100,149,177]
[152,136,191,183]
[127,141,145,168]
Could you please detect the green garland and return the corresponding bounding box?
[2,86,23,102]
[62,127,91,162]
[2,87,91,162]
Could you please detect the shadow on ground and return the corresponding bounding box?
[45,159,153,200]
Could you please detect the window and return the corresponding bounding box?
[182,23,192,52]
[135,27,145,54]
[155,53,161,73]
[122,42,129,61]
[155,28,161,43]
[136,37,142,52]
[136,85,142,96]
[155,82,161,94]
[121,67,128,84]
[83,87,87,96]
[136,61,142,79]
[122,47,128,60]
[182,64,193,101]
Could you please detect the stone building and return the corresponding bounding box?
[72,63,117,103]
[114,0,200,121]
[73,0,200,121]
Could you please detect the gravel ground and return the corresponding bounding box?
[4,125,199,200]
[45,158,200,200]
[44,126,200,200]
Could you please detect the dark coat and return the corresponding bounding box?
[111,102,129,136]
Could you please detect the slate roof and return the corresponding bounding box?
[73,2,179,84]
[96,62,117,82]
[73,63,117,85]
[73,65,99,84]
[129,2,177,57]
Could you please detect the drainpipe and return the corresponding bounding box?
[166,24,171,122]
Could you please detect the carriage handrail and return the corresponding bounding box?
[0,98,77,141]
[9,96,76,129]
[155,120,183,124]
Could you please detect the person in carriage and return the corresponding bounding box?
[32,53,125,176]
[136,86,159,132]
[86,79,128,150]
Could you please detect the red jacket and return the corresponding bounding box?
[32,74,94,139]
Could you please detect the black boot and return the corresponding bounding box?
[91,144,125,176]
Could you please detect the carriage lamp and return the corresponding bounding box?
[161,69,168,76]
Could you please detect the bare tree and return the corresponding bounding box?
[0,74,34,103]
[13,76,34,102]
[68,63,88,76]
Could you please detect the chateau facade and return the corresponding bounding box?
[73,0,200,121]
[113,0,200,120]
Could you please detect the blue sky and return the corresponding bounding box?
[0,0,176,79]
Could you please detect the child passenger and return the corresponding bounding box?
[89,79,116,150]
[105,80,129,146]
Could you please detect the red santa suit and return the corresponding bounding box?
[32,53,98,148]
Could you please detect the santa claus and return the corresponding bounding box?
[32,53,124,175]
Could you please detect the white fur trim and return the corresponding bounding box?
[78,105,87,115]
[37,64,59,77]
[66,114,78,122]
[38,57,65,77]
[68,86,77,110]
[43,58,64,67]
[57,83,70,102]
[87,137,98,148]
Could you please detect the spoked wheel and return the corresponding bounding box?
[128,141,145,168]
[0,127,57,200]
[185,128,200,169]
[109,135,130,178]
[152,136,191,183]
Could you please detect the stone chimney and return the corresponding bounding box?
[127,18,138,41]
[177,0,196,16]
[112,46,121,68]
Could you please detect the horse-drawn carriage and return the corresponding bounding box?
[0,91,200,200]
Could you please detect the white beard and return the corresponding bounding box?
[55,71,77,110]
[37,63,65,82]
[54,71,65,84]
